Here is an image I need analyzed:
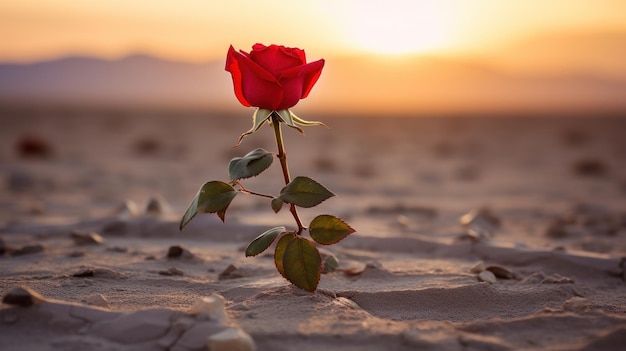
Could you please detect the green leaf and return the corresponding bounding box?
[274,233,295,278]
[283,237,322,292]
[278,176,335,208]
[271,198,283,213]
[309,215,356,245]
[321,252,339,273]
[245,226,286,257]
[179,181,237,230]
[229,148,273,181]
[180,189,201,231]
[236,108,273,146]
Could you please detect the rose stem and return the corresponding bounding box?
[271,113,305,234]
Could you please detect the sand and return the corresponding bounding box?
[1,110,626,350]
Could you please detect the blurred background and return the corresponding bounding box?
[1,1,625,253]
[1,0,625,116]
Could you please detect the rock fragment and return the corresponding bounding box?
[485,265,516,280]
[460,208,501,238]
[167,245,194,259]
[218,264,243,280]
[478,270,497,284]
[145,196,171,215]
[158,267,185,276]
[16,134,53,159]
[206,327,256,351]
[2,286,46,306]
[189,295,227,322]
[83,293,110,308]
[70,230,105,245]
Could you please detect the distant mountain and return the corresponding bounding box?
[1,44,625,115]
[0,54,234,110]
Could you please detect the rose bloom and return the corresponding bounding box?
[225,44,325,111]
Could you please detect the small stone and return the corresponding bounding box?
[478,270,497,284]
[115,200,140,219]
[11,244,44,256]
[84,294,109,307]
[2,286,46,306]
[145,196,171,215]
[572,158,608,177]
[167,245,193,259]
[0,238,6,255]
[485,265,516,279]
[158,267,185,276]
[562,296,589,313]
[16,134,53,159]
[72,268,122,279]
[460,208,501,236]
[70,230,105,245]
[469,261,485,274]
[218,264,243,280]
[189,295,227,322]
[206,327,255,351]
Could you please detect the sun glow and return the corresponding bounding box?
[346,0,455,56]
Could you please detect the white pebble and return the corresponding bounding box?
[190,295,227,322]
[206,327,255,351]
[478,270,497,284]
[84,293,109,307]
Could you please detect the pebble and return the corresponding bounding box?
[218,264,244,280]
[459,208,501,237]
[572,158,608,177]
[70,230,105,245]
[189,295,227,322]
[562,296,590,313]
[206,327,256,351]
[11,244,44,256]
[16,134,54,159]
[478,270,497,284]
[72,268,122,279]
[469,261,485,274]
[145,196,171,215]
[2,286,46,306]
[84,294,110,308]
[167,245,194,259]
[115,200,140,219]
[485,265,516,280]
[158,267,185,276]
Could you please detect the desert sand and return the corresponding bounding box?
[1,109,626,350]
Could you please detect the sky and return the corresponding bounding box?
[1,0,625,115]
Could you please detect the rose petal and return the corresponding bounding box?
[226,46,284,109]
[250,44,306,77]
[280,59,325,99]
[225,46,251,107]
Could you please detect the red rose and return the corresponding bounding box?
[225,44,325,110]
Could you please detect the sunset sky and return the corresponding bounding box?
[1,0,625,115]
